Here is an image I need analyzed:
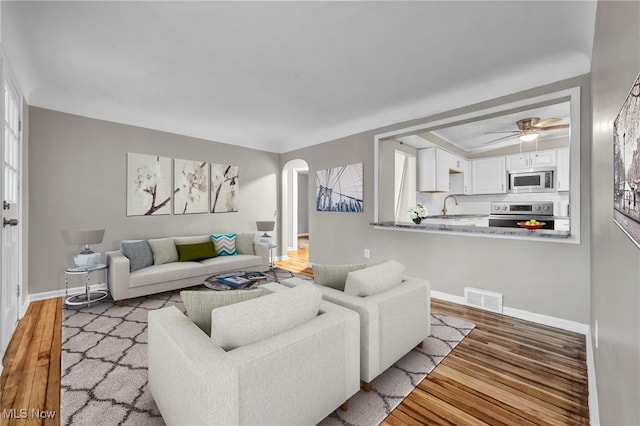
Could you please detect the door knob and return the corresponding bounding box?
[3,218,18,227]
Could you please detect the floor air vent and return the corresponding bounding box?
[464,287,503,314]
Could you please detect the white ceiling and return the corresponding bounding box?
[1,1,596,153]
[429,101,571,152]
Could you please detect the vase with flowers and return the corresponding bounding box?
[408,203,428,224]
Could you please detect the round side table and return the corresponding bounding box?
[64,263,109,307]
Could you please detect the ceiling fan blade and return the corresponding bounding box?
[538,124,570,131]
[483,133,521,144]
[483,131,521,135]
[534,118,561,128]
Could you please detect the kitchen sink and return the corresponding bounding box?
[425,214,487,219]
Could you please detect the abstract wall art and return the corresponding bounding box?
[173,159,209,214]
[127,153,172,216]
[211,163,239,213]
[613,71,640,247]
[316,162,363,212]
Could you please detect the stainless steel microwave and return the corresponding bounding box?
[508,168,555,193]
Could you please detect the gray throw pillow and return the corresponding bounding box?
[235,233,256,255]
[147,238,179,265]
[120,240,153,272]
[312,263,366,291]
[211,283,321,350]
[181,289,262,335]
[344,260,405,297]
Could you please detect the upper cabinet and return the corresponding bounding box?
[556,147,570,191]
[506,149,556,170]
[418,148,450,192]
[418,148,470,193]
[471,156,506,194]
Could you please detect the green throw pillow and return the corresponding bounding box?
[176,241,217,262]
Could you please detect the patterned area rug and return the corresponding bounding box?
[61,274,473,426]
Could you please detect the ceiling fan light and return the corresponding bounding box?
[519,133,539,142]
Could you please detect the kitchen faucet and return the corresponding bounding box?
[442,195,458,216]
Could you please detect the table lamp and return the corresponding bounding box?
[256,221,275,244]
[68,228,105,266]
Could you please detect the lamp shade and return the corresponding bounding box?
[256,221,275,232]
[67,229,105,246]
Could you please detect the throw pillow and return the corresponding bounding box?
[120,240,153,272]
[235,233,256,255]
[211,282,321,351]
[172,235,211,245]
[312,263,366,291]
[175,241,217,262]
[211,233,237,256]
[147,237,179,265]
[344,260,405,297]
[181,289,262,335]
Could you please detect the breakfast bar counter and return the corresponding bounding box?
[371,221,573,242]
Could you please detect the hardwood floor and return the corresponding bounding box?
[275,235,313,277]
[3,242,589,425]
[1,297,61,425]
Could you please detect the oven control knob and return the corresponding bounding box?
[501,205,507,211]
[535,206,541,211]
[544,205,550,211]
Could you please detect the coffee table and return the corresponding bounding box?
[204,271,268,291]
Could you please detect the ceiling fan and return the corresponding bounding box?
[483,117,569,144]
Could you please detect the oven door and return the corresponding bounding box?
[488,214,555,229]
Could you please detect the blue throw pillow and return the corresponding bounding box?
[121,240,153,272]
[211,233,237,256]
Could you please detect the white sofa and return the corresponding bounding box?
[148,282,361,426]
[281,260,431,390]
[106,234,269,304]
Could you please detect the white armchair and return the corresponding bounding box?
[148,282,360,426]
[281,260,430,390]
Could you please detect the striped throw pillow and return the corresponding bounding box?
[211,233,237,256]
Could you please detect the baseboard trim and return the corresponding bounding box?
[430,290,589,334]
[431,289,598,425]
[26,283,108,304]
[585,329,600,426]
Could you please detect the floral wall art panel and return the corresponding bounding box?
[211,163,239,213]
[174,159,210,214]
[316,162,363,212]
[613,71,640,247]
[127,153,172,216]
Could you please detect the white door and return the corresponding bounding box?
[1,78,22,355]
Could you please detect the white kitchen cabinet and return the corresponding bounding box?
[450,157,472,195]
[419,148,472,193]
[556,147,570,191]
[506,149,556,170]
[472,156,506,194]
[418,148,450,192]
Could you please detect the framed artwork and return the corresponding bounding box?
[316,162,363,212]
[174,159,209,214]
[613,71,640,247]
[211,163,239,213]
[127,153,172,216]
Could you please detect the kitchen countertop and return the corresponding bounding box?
[371,221,572,240]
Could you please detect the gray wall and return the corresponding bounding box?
[590,1,640,424]
[281,74,591,324]
[28,107,279,295]
[297,173,309,235]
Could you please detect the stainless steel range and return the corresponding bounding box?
[488,201,555,229]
